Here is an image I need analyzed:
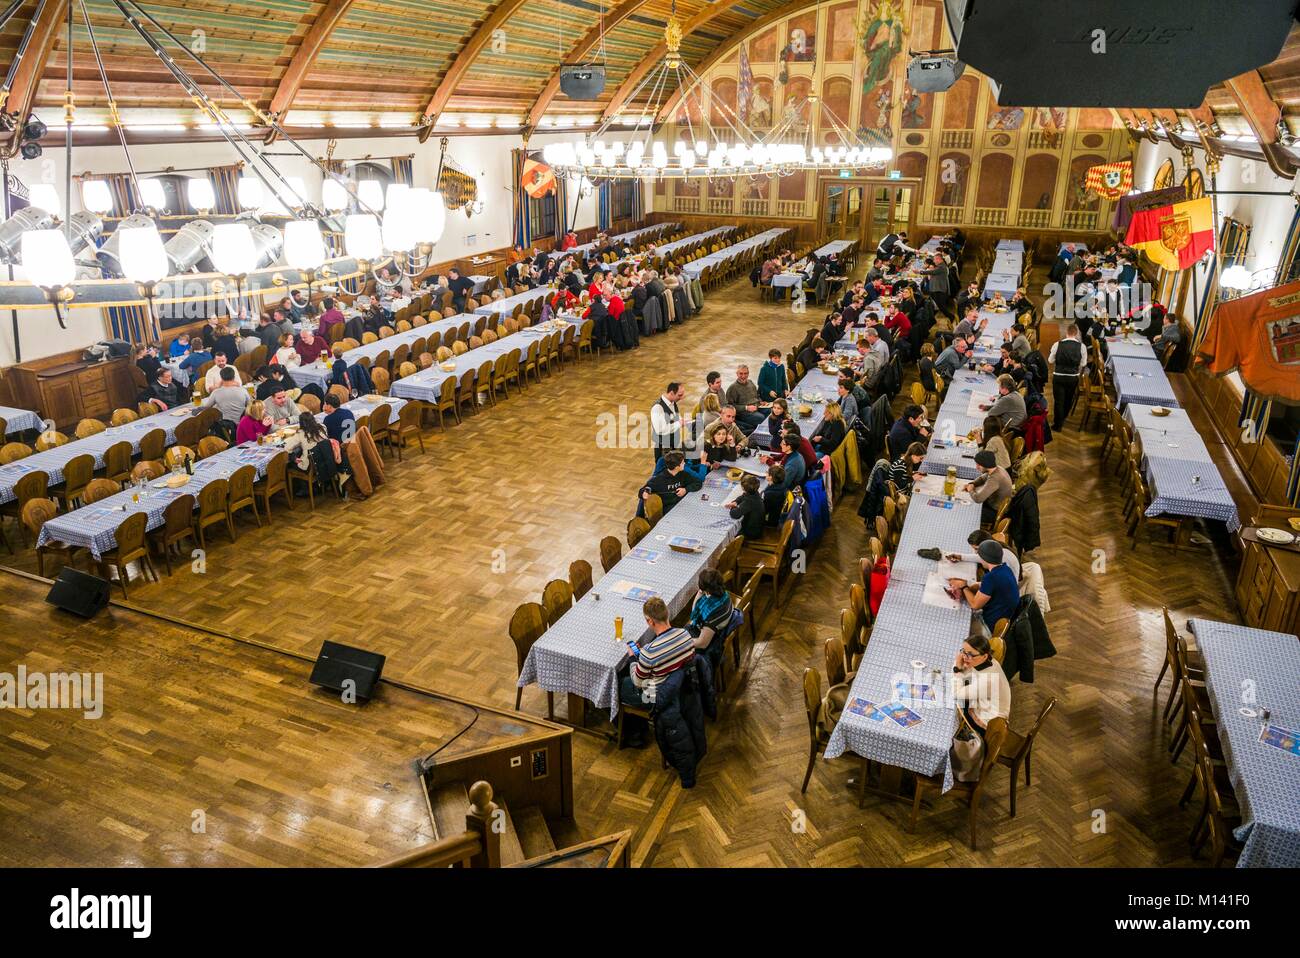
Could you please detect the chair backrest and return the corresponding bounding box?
[627,516,650,547]
[802,668,823,741]
[452,340,469,356]
[35,430,68,451]
[162,492,196,536]
[508,602,547,671]
[541,578,574,626]
[328,384,351,407]
[131,459,165,482]
[299,393,322,414]
[63,453,94,490]
[568,559,593,600]
[113,511,149,558]
[228,464,256,503]
[197,436,229,459]
[600,535,622,572]
[164,445,195,469]
[371,366,392,394]
[989,632,1007,661]
[642,493,664,526]
[75,418,106,439]
[976,717,1009,782]
[21,497,58,538]
[197,477,228,518]
[82,477,121,504]
[0,441,33,464]
[824,635,847,687]
[110,407,138,426]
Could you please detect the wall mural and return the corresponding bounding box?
[661,0,1131,231]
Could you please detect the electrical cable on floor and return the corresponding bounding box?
[415,704,481,773]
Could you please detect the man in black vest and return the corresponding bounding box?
[650,382,686,464]
[1047,322,1085,431]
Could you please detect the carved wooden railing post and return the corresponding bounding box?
[465,781,500,868]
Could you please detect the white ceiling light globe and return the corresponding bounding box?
[321,178,349,211]
[211,222,257,276]
[283,219,327,270]
[187,177,215,211]
[358,179,385,211]
[344,213,383,260]
[21,228,76,288]
[118,223,169,284]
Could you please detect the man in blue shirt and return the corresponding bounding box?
[948,539,1020,635]
[322,394,356,443]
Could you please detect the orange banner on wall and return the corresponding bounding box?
[1198,280,1300,404]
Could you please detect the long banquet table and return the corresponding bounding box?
[295,312,473,390]
[35,394,402,559]
[1188,618,1300,868]
[547,221,678,260]
[681,228,791,280]
[0,406,188,504]
[1,405,44,435]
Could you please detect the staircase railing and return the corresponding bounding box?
[372,781,501,868]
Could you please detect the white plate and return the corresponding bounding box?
[1239,707,1257,718]
[1256,527,1295,545]
[910,659,926,670]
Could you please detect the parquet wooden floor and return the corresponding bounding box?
[0,267,1241,866]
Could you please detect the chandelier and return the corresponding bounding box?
[0,0,448,328]
[542,8,892,181]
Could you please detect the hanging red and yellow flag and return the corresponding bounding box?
[1124,197,1215,271]
[1085,160,1133,199]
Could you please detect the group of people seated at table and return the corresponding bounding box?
[755,248,848,302]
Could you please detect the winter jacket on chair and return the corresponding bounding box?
[1000,595,1056,682]
[1007,485,1041,553]
[652,657,713,787]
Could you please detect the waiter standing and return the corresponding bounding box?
[650,382,686,464]
[1047,323,1085,431]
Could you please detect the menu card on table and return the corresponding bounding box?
[609,580,658,602]
[1259,724,1300,757]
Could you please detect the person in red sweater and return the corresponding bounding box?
[235,400,272,445]
[294,328,329,365]
[560,231,578,251]
[885,307,911,341]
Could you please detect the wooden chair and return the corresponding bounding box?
[390,401,424,459]
[1127,473,1187,550]
[714,535,744,591]
[801,668,832,793]
[455,369,478,419]
[509,601,552,717]
[110,407,139,426]
[371,366,391,395]
[1,471,49,544]
[148,492,196,575]
[131,460,165,482]
[35,430,69,451]
[0,441,33,464]
[74,417,106,439]
[451,340,469,356]
[97,511,158,598]
[736,569,762,647]
[908,717,1008,849]
[626,516,650,547]
[997,696,1056,816]
[50,448,95,508]
[81,478,121,504]
[600,535,622,573]
[164,446,196,471]
[541,578,574,627]
[475,360,495,408]
[1156,607,1203,724]
[22,498,76,577]
[193,477,233,549]
[137,428,166,462]
[367,402,394,456]
[1184,701,1242,867]
[252,450,292,521]
[568,559,593,600]
[226,464,260,532]
[197,436,229,459]
[642,493,664,527]
[738,515,795,606]
[824,635,848,687]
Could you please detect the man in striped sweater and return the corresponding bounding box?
[621,597,696,706]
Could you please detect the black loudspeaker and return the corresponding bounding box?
[310,640,385,701]
[45,568,111,618]
[559,64,606,100]
[943,0,1295,107]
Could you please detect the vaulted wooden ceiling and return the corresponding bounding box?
[3,0,1300,153]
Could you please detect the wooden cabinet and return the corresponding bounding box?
[8,355,136,429]
[1235,505,1300,636]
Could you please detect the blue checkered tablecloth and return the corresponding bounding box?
[825,475,984,792]
[983,271,1019,297]
[1144,455,1240,530]
[295,313,471,390]
[0,407,185,504]
[993,251,1023,274]
[814,239,853,259]
[518,474,744,719]
[748,369,838,448]
[36,442,281,559]
[546,222,679,261]
[389,318,589,404]
[474,286,552,318]
[1110,356,1180,407]
[924,368,994,478]
[0,405,43,435]
[1104,336,1158,362]
[682,228,791,280]
[1124,403,1200,443]
[1189,618,1300,868]
[997,240,1024,252]
[655,226,735,259]
[771,270,808,289]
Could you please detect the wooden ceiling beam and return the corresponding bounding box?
[657,0,822,123]
[598,0,750,124]
[264,0,357,135]
[2,0,69,159]
[1221,68,1297,177]
[523,0,653,131]
[417,0,532,141]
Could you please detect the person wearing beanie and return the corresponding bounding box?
[967,449,1012,525]
[947,538,1021,635]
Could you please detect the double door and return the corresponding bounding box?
[820,177,919,252]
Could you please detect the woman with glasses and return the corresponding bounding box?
[949,633,1011,782]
